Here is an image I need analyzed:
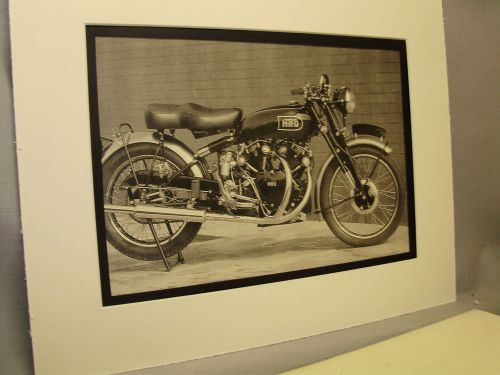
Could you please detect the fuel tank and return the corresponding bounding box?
[237,104,316,142]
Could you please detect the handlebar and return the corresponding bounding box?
[291,88,304,96]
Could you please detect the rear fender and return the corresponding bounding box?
[101,131,205,178]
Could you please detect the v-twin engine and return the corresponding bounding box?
[217,140,312,219]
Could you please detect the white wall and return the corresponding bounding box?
[0,1,498,373]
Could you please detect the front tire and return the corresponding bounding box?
[320,145,404,247]
[102,143,201,260]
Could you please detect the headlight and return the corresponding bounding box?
[333,87,356,115]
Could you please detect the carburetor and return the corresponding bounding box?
[219,149,236,178]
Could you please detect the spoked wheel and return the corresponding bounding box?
[320,145,404,246]
[102,143,201,260]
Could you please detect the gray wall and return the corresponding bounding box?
[0,1,33,374]
[443,0,500,293]
[0,1,498,373]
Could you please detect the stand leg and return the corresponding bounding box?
[147,220,171,272]
[166,221,184,264]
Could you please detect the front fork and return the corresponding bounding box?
[321,128,362,190]
[308,102,371,210]
[320,125,376,211]
[308,102,363,190]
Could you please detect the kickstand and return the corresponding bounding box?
[147,220,184,272]
[177,250,185,264]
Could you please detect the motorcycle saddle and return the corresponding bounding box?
[145,103,242,131]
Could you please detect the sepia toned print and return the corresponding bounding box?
[87,27,416,304]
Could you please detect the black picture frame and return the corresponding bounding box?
[86,25,416,306]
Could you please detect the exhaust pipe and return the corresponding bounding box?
[104,204,206,222]
[104,170,312,225]
[105,204,267,224]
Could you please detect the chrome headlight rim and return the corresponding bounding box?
[333,87,356,115]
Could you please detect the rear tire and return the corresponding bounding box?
[320,145,404,247]
[102,143,201,260]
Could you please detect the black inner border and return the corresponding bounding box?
[86,25,416,306]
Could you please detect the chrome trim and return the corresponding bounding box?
[273,154,293,218]
[347,138,392,154]
[101,131,204,178]
[277,116,304,131]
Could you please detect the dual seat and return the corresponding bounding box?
[145,103,242,131]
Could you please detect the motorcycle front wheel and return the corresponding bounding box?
[102,143,201,261]
[320,145,404,247]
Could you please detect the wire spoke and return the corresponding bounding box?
[378,189,397,195]
[378,190,397,200]
[333,196,354,207]
[367,156,382,179]
[376,206,390,221]
[129,225,143,238]
[378,204,395,212]
[336,210,352,219]
[332,191,350,199]
[154,224,168,240]
[372,171,392,184]
[371,212,385,225]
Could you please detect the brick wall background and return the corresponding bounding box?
[95,37,409,221]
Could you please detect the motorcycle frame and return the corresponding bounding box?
[102,102,392,222]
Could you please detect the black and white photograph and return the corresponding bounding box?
[87,26,416,304]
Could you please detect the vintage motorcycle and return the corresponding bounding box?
[101,74,404,263]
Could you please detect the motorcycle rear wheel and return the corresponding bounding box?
[102,143,201,261]
[320,145,404,247]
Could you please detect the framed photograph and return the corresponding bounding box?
[10,1,455,373]
[87,26,416,305]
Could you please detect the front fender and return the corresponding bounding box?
[314,126,392,219]
[101,131,205,178]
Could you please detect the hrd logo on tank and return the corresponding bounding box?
[277,116,303,131]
